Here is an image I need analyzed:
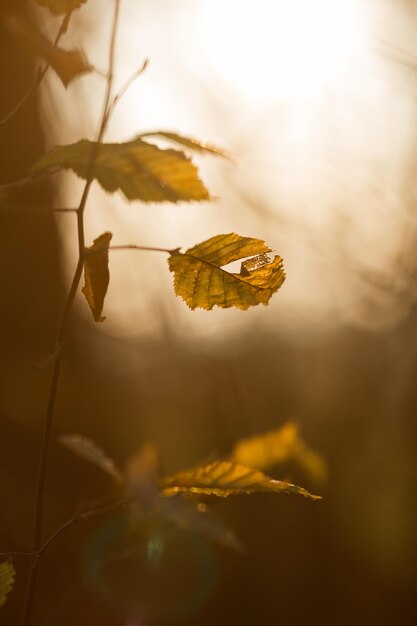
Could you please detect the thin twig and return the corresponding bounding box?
[106,58,149,118]
[0,205,78,214]
[20,3,123,625]
[0,12,72,129]
[110,244,177,254]
[0,500,130,561]
[0,172,53,193]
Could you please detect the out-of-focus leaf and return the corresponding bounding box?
[231,422,301,471]
[42,45,91,87]
[126,445,241,550]
[139,131,230,159]
[82,232,112,322]
[32,138,210,203]
[8,16,92,87]
[35,0,87,15]
[294,447,328,486]
[0,562,15,608]
[60,433,122,482]
[231,423,327,485]
[125,444,160,509]
[161,460,320,500]
[168,233,285,310]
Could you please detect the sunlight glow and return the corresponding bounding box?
[200,0,366,103]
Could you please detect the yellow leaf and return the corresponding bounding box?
[231,423,327,485]
[139,130,230,159]
[231,423,300,471]
[168,233,285,310]
[82,232,112,322]
[32,138,210,203]
[0,561,15,608]
[35,0,87,15]
[125,446,241,550]
[161,460,320,500]
[59,434,122,482]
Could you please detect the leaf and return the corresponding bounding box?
[8,16,92,87]
[139,131,230,159]
[161,460,320,500]
[231,422,302,471]
[35,0,87,15]
[82,232,112,322]
[168,233,285,310]
[32,138,211,203]
[0,561,15,608]
[60,433,122,482]
[126,446,241,550]
[42,45,92,88]
[231,423,327,485]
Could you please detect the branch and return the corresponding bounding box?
[0,499,130,561]
[0,205,78,214]
[20,3,123,625]
[106,58,149,119]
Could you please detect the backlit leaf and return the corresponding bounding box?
[161,460,320,499]
[168,233,285,310]
[139,131,230,158]
[126,445,241,550]
[32,138,210,203]
[231,423,327,485]
[231,422,302,471]
[60,433,122,482]
[0,562,15,608]
[82,232,112,322]
[35,0,87,15]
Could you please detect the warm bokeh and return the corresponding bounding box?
[0,1,416,624]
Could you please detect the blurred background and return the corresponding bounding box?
[0,0,416,624]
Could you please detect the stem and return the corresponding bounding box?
[106,58,149,119]
[1,206,78,214]
[20,3,122,625]
[0,500,130,561]
[110,244,177,254]
[0,13,72,129]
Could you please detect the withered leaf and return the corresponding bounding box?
[82,232,112,322]
[168,233,285,310]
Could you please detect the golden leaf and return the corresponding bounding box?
[232,423,327,485]
[82,232,112,322]
[32,138,210,203]
[168,233,285,310]
[231,423,300,471]
[0,562,15,608]
[161,460,320,500]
